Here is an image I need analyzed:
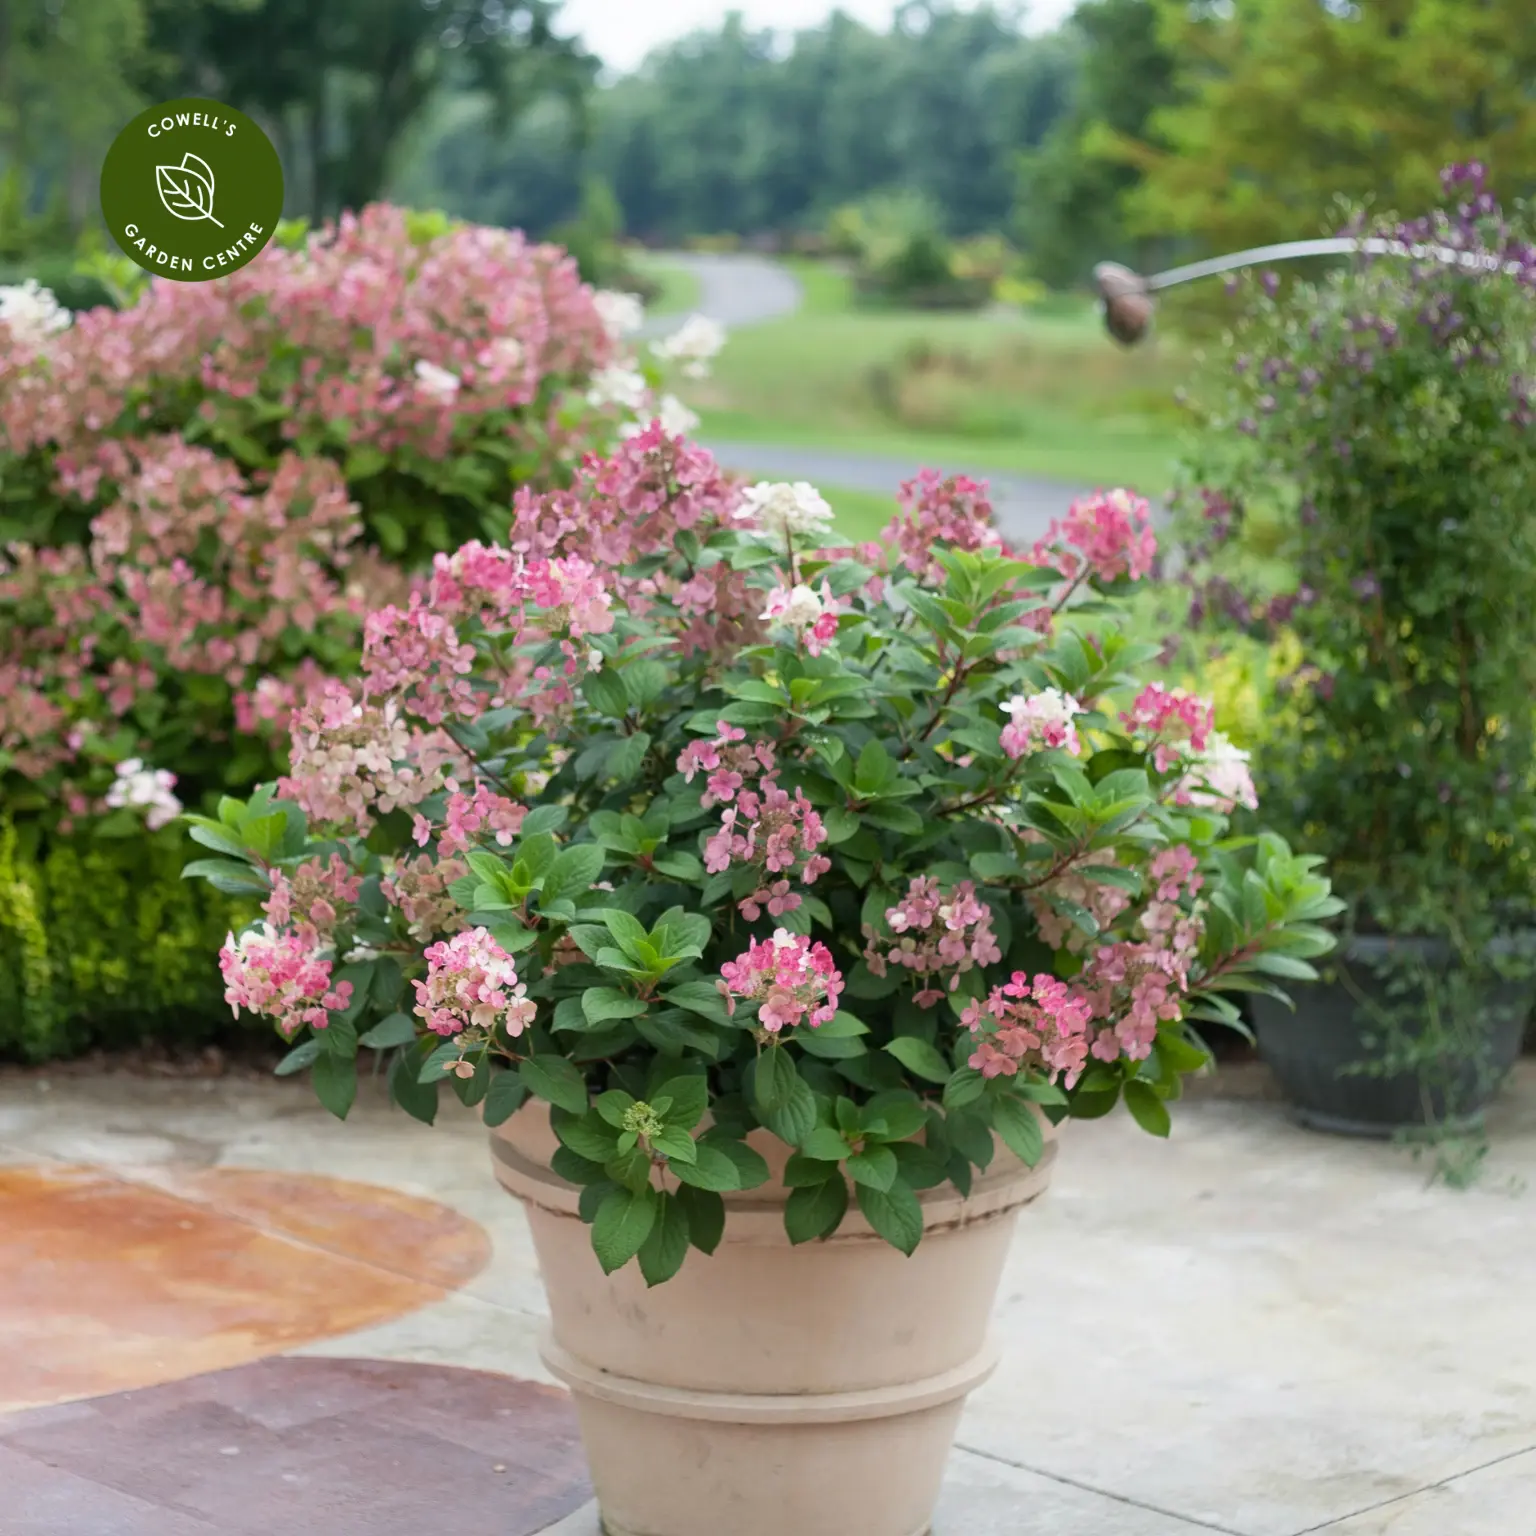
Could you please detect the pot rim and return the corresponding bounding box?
[490,1120,1056,1242]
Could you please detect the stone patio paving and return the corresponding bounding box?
[2,1065,1533,1534]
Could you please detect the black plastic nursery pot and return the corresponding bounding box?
[1250,934,1535,1138]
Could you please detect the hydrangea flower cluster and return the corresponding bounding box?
[704,778,832,899]
[1000,689,1084,759]
[413,927,535,1040]
[263,852,364,942]
[1029,846,1134,952]
[863,878,1003,1007]
[1119,683,1215,772]
[964,974,1098,1085]
[678,722,831,915]
[740,480,835,542]
[717,929,844,1032]
[414,786,527,858]
[0,279,72,353]
[651,314,726,379]
[219,924,353,1040]
[1175,731,1259,814]
[887,469,1003,582]
[969,848,1206,1081]
[103,757,182,830]
[760,580,842,656]
[1030,489,1157,586]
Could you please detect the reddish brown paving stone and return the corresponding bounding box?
[0,1165,492,1411]
[0,1357,592,1536]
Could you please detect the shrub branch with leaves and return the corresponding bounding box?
[1169,163,1536,1161]
[189,433,1339,1282]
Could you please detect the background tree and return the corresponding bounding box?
[144,0,592,221]
[395,3,1081,245]
[1125,0,1536,252]
[0,0,157,251]
[1015,0,1176,288]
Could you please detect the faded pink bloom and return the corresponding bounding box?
[864,877,1003,1007]
[884,468,1003,582]
[412,927,535,1039]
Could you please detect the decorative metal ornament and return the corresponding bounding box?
[1095,239,1529,346]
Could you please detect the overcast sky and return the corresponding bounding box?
[558,0,1079,75]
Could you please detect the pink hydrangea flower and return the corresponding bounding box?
[219,924,354,1040]
[1119,683,1214,772]
[414,784,527,857]
[962,973,1098,1086]
[864,877,1003,1007]
[717,929,844,1031]
[412,926,536,1039]
[1030,489,1157,585]
[1000,688,1084,759]
[263,852,363,942]
[884,468,1004,581]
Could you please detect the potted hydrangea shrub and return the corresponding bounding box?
[1172,164,1536,1153]
[189,436,1338,1536]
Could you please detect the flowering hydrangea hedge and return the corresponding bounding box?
[191,428,1340,1281]
[0,206,627,835]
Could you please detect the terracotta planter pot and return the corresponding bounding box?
[489,1105,1056,1536]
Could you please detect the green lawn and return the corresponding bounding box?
[821,484,900,544]
[631,253,703,315]
[689,261,1190,496]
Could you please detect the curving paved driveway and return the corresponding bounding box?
[636,252,802,340]
[640,252,1091,541]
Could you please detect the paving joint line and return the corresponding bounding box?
[954,1442,1254,1535]
[1285,1441,1536,1534]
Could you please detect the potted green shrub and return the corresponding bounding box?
[188,442,1338,1536]
[1173,164,1536,1151]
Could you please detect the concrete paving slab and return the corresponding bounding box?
[959,1077,1536,1536]
[1307,1445,1536,1534]
[4,1067,1534,1536]
[537,1448,1235,1535]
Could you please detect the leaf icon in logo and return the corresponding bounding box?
[155,152,225,228]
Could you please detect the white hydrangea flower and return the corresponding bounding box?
[1180,730,1259,812]
[586,365,650,412]
[652,313,726,379]
[0,279,71,350]
[105,757,183,830]
[620,391,699,440]
[593,289,645,342]
[740,480,835,541]
[1002,688,1082,730]
[413,359,461,402]
[761,583,825,629]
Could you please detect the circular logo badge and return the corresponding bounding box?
[100,97,285,282]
